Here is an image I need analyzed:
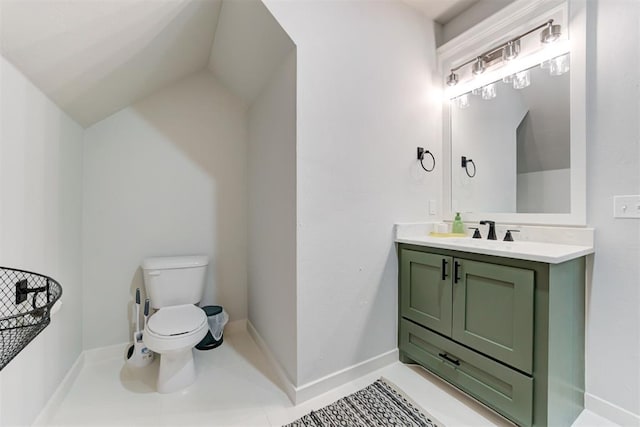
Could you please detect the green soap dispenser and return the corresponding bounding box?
[452,212,465,234]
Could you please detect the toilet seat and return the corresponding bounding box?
[148,304,207,336]
[143,304,208,354]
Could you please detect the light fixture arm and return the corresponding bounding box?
[448,19,555,74]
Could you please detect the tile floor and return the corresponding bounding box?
[44,328,617,426]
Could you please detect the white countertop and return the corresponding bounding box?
[395,223,595,264]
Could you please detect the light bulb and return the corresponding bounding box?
[540,22,562,44]
[457,93,471,109]
[447,71,459,86]
[549,54,570,76]
[472,57,485,75]
[502,40,520,61]
[512,70,531,89]
[481,83,497,100]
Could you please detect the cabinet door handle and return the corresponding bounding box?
[438,352,461,366]
[441,259,449,280]
[454,261,461,283]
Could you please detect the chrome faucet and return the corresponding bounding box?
[479,220,497,240]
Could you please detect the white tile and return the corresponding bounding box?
[43,329,618,427]
[573,410,621,427]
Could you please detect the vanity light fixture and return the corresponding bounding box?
[481,83,497,100]
[447,71,459,86]
[541,52,570,76]
[540,21,562,43]
[445,19,562,87]
[512,69,531,89]
[502,40,520,61]
[549,53,570,75]
[456,93,471,109]
[472,57,485,75]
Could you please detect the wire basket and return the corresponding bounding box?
[0,266,62,371]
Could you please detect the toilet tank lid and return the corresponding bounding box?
[142,255,209,270]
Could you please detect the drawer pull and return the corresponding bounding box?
[441,259,449,280]
[454,261,461,283]
[438,352,461,366]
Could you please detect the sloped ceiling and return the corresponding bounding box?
[207,0,295,106]
[0,0,222,127]
[0,0,468,127]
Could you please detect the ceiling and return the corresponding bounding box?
[400,0,479,23]
[208,0,295,106]
[0,0,222,127]
[0,0,471,128]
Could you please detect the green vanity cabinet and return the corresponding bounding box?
[400,251,453,336]
[398,243,585,427]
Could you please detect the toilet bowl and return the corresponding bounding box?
[143,304,208,393]
[141,255,209,393]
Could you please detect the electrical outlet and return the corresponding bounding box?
[614,195,640,218]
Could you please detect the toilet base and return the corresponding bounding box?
[157,348,197,393]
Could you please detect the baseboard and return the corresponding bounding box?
[246,320,398,405]
[246,320,298,403]
[294,348,399,404]
[32,352,85,426]
[224,318,247,336]
[585,392,640,427]
[84,341,130,364]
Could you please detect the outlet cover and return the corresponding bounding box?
[613,195,640,218]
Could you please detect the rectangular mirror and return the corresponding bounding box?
[451,57,570,214]
[439,0,586,226]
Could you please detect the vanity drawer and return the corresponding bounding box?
[400,319,533,427]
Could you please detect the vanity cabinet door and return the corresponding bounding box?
[400,249,452,336]
[452,259,534,374]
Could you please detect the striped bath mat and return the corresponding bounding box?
[284,378,441,426]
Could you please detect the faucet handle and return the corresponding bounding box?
[468,227,482,239]
[504,229,520,241]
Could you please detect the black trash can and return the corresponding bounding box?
[196,305,227,350]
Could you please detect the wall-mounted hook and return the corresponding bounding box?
[461,156,476,177]
[417,147,435,172]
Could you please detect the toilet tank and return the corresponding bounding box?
[142,255,208,309]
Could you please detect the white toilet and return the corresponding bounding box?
[142,255,209,393]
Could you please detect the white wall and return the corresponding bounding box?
[0,56,83,426]
[264,0,440,386]
[585,0,640,420]
[82,70,247,349]
[439,0,516,46]
[248,49,297,384]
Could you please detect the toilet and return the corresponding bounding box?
[142,255,209,393]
